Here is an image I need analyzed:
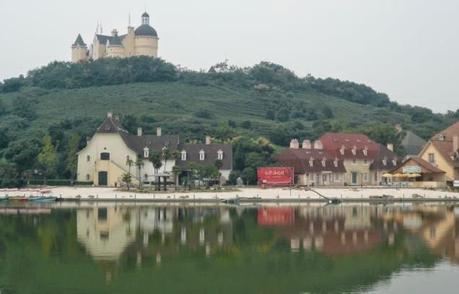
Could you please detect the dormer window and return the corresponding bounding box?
[217,150,224,160]
[352,146,357,156]
[143,147,149,159]
[181,150,187,161]
[309,158,314,167]
[340,145,345,155]
[363,147,368,156]
[199,150,205,161]
[321,158,326,167]
[392,159,397,166]
[333,158,339,167]
[382,157,388,166]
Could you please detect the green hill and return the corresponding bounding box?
[0,57,458,185]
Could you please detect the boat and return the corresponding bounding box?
[28,196,58,203]
[8,196,27,202]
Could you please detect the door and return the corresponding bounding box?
[98,171,108,186]
[351,172,358,185]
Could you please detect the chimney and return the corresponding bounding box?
[290,139,299,149]
[453,135,459,152]
[107,112,113,118]
[302,139,311,149]
[137,127,142,137]
[387,143,394,152]
[111,29,118,36]
[156,127,162,137]
[205,136,211,145]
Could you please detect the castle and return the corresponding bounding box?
[71,12,159,63]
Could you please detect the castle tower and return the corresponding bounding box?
[106,30,125,58]
[71,34,89,63]
[134,12,159,57]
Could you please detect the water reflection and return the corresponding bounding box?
[1,203,459,293]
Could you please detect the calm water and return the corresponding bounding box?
[0,202,459,294]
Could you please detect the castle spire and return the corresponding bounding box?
[72,34,87,48]
[141,12,150,25]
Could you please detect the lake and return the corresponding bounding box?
[0,202,458,293]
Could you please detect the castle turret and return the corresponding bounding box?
[134,12,159,57]
[71,34,89,63]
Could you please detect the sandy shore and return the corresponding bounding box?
[2,186,459,202]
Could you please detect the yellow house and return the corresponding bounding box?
[418,121,459,183]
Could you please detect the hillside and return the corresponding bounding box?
[0,57,458,185]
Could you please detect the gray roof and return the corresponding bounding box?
[72,34,87,47]
[177,144,233,170]
[135,25,158,37]
[96,116,127,133]
[401,131,426,155]
[120,133,180,154]
[370,144,400,171]
[109,34,123,46]
[95,34,127,45]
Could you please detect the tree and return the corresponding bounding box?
[37,135,58,184]
[121,173,132,191]
[172,165,182,190]
[126,157,134,175]
[149,151,162,191]
[135,155,144,189]
[66,133,81,184]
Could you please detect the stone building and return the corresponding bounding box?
[71,12,159,63]
[276,133,399,186]
[76,113,232,187]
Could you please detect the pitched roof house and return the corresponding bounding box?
[418,121,459,182]
[77,113,232,186]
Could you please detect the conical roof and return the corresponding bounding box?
[72,34,87,47]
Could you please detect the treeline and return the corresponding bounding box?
[1,57,400,108]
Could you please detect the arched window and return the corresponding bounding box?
[181,150,187,161]
[100,152,110,160]
[199,150,205,161]
[217,150,224,160]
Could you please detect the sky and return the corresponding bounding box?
[0,0,458,113]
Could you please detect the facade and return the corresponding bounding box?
[77,113,232,187]
[276,133,400,186]
[418,121,459,183]
[72,12,159,63]
[390,156,446,188]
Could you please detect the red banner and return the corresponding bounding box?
[257,167,294,187]
[258,208,295,226]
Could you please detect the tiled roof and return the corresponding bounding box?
[276,149,346,174]
[430,140,459,168]
[370,144,400,171]
[392,156,445,174]
[432,121,459,141]
[72,34,87,47]
[96,116,127,133]
[119,133,180,154]
[176,144,233,170]
[319,132,379,159]
[400,131,426,155]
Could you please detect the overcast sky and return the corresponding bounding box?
[1,0,458,112]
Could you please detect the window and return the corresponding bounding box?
[143,147,149,159]
[199,150,205,161]
[363,173,368,181]
[217,150,224,160]
[126,155,130,162]
[86,155,91,162]
[310,174,314,181]
[100,152,110,160]
[392,159,397,166]
[335,174,340,181]
[86,174,90,181]
[352,159,356,164]
[428,153,435,164]
[181,150,187,161]
[322,174,328,183]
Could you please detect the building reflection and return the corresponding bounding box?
[75,203,459,266]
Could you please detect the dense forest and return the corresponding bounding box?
[0,57,458,186]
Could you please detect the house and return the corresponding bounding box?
[276,133,400,186]
[418,121,459,183]
[276,139,346,186]
[77,113,232,187]
[389,156,446,188]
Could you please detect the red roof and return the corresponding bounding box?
[432,121,459,141]
[275,148,346,174]
[319,133,379,159]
